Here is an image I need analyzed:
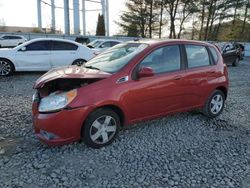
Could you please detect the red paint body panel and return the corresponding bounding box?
[32,39,229,146]
[34,66,111,89]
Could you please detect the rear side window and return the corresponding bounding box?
[25,41,50,51]
[111,41,120,46]
[140,45,181,74]
[51,41,78,51]
[185,45,210,68]
[209,47,218,63]
[9,36,22,39]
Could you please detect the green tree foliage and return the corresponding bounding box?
[118,0,250,41]
[96,14,105,36]
[118,0,163,38]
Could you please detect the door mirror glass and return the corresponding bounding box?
[100,44,105,48]
[138,66,154,78]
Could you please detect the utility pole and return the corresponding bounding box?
[51,0,56,33]
[73,0,80,35]
[64,0,70,35]
[37,0,42,30]
[82,0,86,35]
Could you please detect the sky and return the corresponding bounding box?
[0,0,125,35]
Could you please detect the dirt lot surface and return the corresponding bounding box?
[0,59,250,188]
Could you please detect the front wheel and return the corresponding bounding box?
[203,90,225,118]
[82,108,120,148]
[0,59,15,76]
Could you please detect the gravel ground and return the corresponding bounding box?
[0,60,250,188]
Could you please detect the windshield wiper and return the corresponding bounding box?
[84,65,100,70]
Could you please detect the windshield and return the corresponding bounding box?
[87,40,103,48]
[84,43,148,73]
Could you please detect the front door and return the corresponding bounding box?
[15,41,51,71]
[124,45,185,122]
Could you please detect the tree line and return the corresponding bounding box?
[117,0,250,41]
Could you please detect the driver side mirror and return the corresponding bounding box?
[100,44,105,48]
[137,66,154,78]
[19,46,26,52]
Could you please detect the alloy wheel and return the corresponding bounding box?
[210,94,223,115]
[89,115,117,144]
[0,60,11,76]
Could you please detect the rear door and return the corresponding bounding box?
[15,41,51,71]
[182,44,213,108]
[50,41,78,68]
[124,44,186,121]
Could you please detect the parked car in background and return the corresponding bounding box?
[0,35,27,48]
[87,39,122,52]
[235,42,244,60]
[214,42,243,66]
[75,36,90,45]
[32,39,228,148]
[0,38,97,76]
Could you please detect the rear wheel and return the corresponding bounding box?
[72,59,86,66]
[232,57,239,67]
[203,90,225,118]
[82,108,120,148]
[0,59,15,76]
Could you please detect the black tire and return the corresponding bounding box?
[72,59,86,66]
[232,57,239,67]
[203,90,225,118]
[0,58,15,76]
[82,108,120,148]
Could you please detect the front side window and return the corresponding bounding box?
[85,43,148,73]
[139,45,181,74]
[25,41,50,51]
[101,42,112,48]
[2,36,10,39]
[51,41,78,51]
[185,45,210,68]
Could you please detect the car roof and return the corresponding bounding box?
[92,39,122,42]
[123,39,216,49]
[29,38,80,45]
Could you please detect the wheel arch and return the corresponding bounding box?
[0,57,15,71]
[80,104,126,140]
[72,58,87,65]
[215,86,227,99]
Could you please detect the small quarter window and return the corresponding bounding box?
[209,47,218,63]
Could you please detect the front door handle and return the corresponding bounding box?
[173,75,182,80]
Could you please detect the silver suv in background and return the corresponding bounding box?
[86,39,121,52]
[0,35,27,48]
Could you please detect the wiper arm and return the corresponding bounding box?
[84,65,100,70]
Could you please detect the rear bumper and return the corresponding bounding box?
[32,103,92,146]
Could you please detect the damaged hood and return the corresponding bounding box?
[34,66,111,89]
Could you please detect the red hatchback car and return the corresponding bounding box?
[32,39,229,148]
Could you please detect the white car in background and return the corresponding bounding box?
[0,35,27,48]
[0,38,97,76]
[87,39,122,52]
